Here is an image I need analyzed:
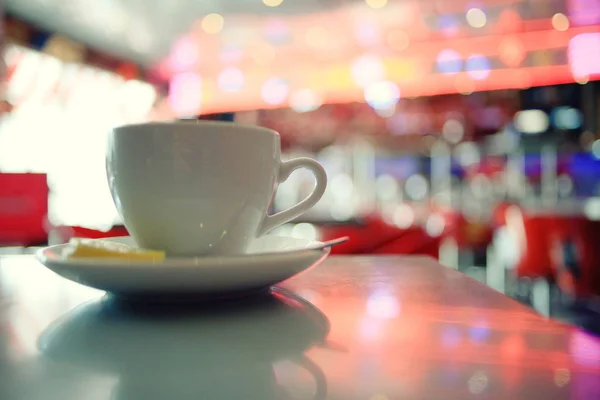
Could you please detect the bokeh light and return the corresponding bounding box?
[261,78,289,105]
[466,8,487,28]
[368,395,389,400]
[365,0,388,9]
[168,72,202,115]
[557,175,574,197]
[394,204,415,228]
[592,140,600,159]
[376,174,398,200]
[367,290,401,319]
[425,214,445,237]
[169,37,199,72]
[468,372,489,394]
[355,20,382,47]
[330,174,354,198]
[469,322,490,343]
[265,19,291,45]
[262,0,284,7]
[442,119,465,143]
[552,13,570,31]
[551,107,582,130]
[329,174,356,221]
[331,202,356,221]
[437,49,463,74]
[499,36,526,67]
[584,198,600,223]
[201,13,224,34]
[575,75,590,85]
[217,67,244,92]
[352,54,385,87]
[455,142,480,167]
[438,14,460,36]
[405,174,428,200]
[289,89,323,113]
[291,223,318,240]
[465,54,491,80]
[364,81,400,110]
[569,33,600,79]
[514,110,550,134]
[554,368,571,387]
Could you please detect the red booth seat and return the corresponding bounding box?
[0,173,49,246]
[53,225,129,243]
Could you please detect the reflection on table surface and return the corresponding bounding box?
[39,289,329,400]
[1,255,599,400]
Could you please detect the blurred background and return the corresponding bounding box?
[1,0,600,324]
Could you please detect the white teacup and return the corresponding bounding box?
[106,121,327,256]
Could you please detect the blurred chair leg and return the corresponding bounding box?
[515,277,532,303]
[486,245,506,294]
[532,279,551,317]
[440,238,459,270]
[462,249,475,271]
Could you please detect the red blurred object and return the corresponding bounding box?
[464,157,506,179]
[505,207,600,297]
[320,214,440,257]
[514,215,556,280]
[551,217,600,299]
[434,207,493,250]
[371,227,441,259]
[0,173,49,246]
[54,225,128,243]
[0,100,13,115]
[320,215,404,255]
[115,63,139,80]
[492,202,514,227]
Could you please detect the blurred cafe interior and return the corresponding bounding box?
[2,0,600,327]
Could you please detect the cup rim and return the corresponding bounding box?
[112,120,279,137]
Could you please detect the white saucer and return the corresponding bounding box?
[36,236,331,300]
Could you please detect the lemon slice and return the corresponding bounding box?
[65,238,165,261]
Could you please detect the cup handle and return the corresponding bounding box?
[281,355,327,400]
[258,157,327,236]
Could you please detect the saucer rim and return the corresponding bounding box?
[36,235,328,268]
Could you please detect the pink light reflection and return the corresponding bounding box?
[441,326,462,349]
[261,78,289,105]
[355,20,381,47]
[168,37,199,72]
[570,330,600,367]
[359,317,384,341]
[218,67,244,92]
[168,72,202,115]
[569,33,600,77]
[366,290,401,319]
